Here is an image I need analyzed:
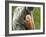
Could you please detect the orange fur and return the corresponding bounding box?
[25,15,32,29]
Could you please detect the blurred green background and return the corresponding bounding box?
[32,7,40,29]
[12,7,40,29]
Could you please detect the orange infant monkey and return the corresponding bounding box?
[25,14,32,30]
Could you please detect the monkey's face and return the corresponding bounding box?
[26,7,33,12]
[25,14,32,22]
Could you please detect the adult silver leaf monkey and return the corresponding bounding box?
[13,7,25,30]
[13,7,34,30]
